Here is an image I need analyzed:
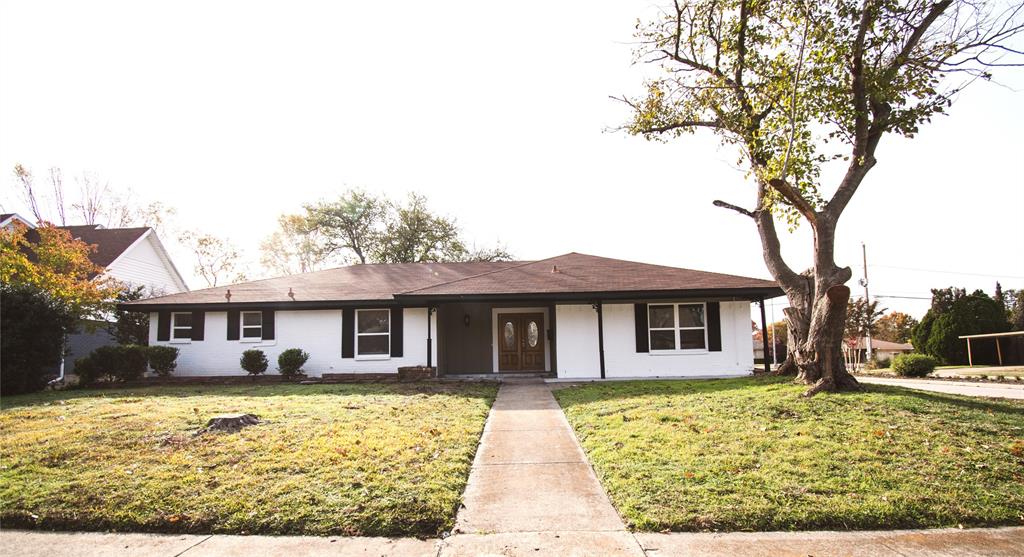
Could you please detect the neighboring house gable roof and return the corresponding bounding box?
[22,224,188,292]
[58,225,151,267]
[123,253,782,311]
[0,213,35,229]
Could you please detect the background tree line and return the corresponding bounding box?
[762,283,1021,367]
[260,190,513,276]
[7,165,512,288]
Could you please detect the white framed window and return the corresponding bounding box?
[355,308,390,359]
[171,312,192,342]
[241,311,262,341]
[648,303,707,352]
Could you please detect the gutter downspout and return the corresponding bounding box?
[49,331,67,386]
[426,306,434,369]
[759,299,770,374]
[594,302,606,379]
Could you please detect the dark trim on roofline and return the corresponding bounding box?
[120,299,419,312]
[120,287,784,312]
[393,287,785,303]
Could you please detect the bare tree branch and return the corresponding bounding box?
[712,199,755,218]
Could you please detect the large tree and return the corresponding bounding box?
[0,222,120,393]
[299,190,514,266]
[874,311,919,344]
[260,214,335,275]
[913,288,1010,363]
[304,190,387,265]
[178,231,248,287]
[620,0,1023,394]
[844,298,885,341]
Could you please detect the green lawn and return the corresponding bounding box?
[554,376,1024,532]
[0,382,497,537]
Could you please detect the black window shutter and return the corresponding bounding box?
[341,308,354,358]
[191,311,205,341]
[262,310,275,340]
[634,303,649,353]
[157,310,171,341]
[227,310,240,341]
[707,302,722,352]
[390,307,404,357]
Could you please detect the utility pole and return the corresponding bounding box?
[860,242,873,362]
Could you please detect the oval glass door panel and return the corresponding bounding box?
[527,321,539,347]
[503,321,516,349]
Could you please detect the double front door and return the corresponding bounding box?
[497,313,545,371]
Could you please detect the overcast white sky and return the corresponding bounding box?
[2,1,1022,321]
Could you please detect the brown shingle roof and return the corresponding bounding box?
[124,253,781,310]
[58,225,150,267]
[398,253,779,298]
[126,261,523,307]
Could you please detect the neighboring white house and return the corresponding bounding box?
[0,212,34,230]
[7,218,192,375]
[125,253,783,380]
[58,224,189,294]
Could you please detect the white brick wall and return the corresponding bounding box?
[554,301,754,379]
[150,308,435,377]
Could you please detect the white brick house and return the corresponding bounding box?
[124,253,782,380]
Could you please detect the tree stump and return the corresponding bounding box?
[197,413,260,435]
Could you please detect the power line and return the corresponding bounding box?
[860,264,1024,281]
[874,294,931,300]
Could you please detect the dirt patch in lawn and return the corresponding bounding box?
[0,382,496,537]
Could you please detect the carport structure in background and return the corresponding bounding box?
[959,330,1024,367]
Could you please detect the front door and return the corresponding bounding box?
[497,313,545,372]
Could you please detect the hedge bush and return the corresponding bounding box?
[277,348,310,378]
[892,353,937,377]
[118,345,149,381]
[77,345,148,385]
[241,349,268,375]
[73,354,103,386]
[146,345,179,376]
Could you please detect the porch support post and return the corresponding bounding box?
[996,338,1003,366]
[759,299,770,374]
[427,306,434,369]
[594,302,606,379]
[967,337,973,367]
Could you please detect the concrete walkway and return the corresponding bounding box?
[859,376,1024,399]
[445,379,642,555]
[4,526,1024,557]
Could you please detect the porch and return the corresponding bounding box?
[433,302,556,376]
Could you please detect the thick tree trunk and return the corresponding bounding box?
[753,185,860,396]
[795,284,860,395]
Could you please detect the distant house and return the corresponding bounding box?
[852,338,914,363]
[0,212,33,230]
[123,253,783,380]
[6,217,191,376]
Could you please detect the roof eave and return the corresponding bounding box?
[119,286,784,312]
[393,286,785,303]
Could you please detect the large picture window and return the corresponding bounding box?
[241,311,262,340]
[648,303,706,352]
[171,312,192,340]
[355,309,390,358]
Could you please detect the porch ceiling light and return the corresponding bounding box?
[464,314,471,327]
